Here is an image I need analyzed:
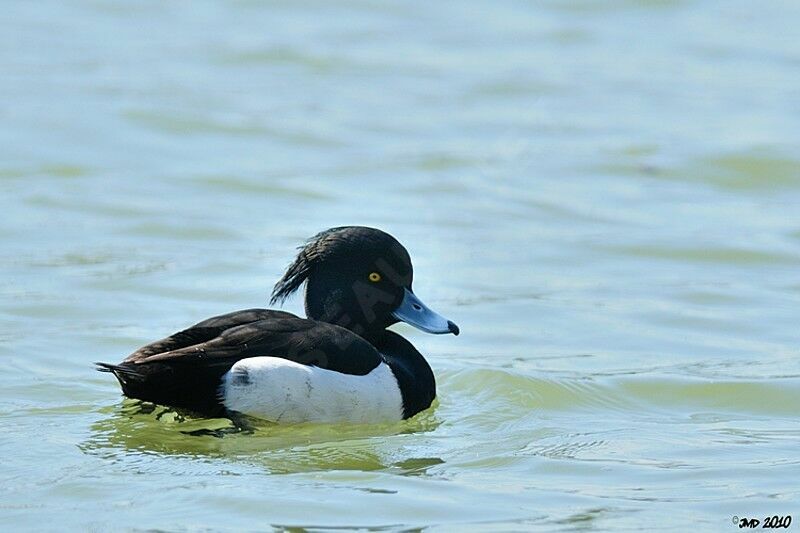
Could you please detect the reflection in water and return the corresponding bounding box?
[554,507,619,531]
[82,399,442,475]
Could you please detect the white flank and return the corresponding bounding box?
[220,357,404,424]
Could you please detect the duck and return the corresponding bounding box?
[96,226,459,424]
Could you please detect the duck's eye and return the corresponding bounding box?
[368,272,381,282]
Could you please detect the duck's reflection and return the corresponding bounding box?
[83,399,443,475]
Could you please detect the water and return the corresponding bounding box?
[1,0,799,530]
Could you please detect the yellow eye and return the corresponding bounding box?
[368,272,381,282]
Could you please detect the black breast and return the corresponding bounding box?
[375,331,436,419]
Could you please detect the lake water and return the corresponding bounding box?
[1,0,799,530]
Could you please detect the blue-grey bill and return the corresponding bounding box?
[392,288,460,335]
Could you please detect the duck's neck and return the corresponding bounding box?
[354,326,391,346]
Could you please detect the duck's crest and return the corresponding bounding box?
[270,226,393,304]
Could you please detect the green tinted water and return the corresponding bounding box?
[1,0,799,530]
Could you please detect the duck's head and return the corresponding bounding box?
[270,226,459,340]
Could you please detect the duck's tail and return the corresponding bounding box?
[95,361,142,386]
[95,361,227,416]
[94,361,115,373]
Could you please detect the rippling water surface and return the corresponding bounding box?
[1,1,799,530]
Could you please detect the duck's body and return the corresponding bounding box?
[98,227,457,423]
[98,309,435,422]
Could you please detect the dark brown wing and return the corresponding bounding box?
[123,308,295,362]
[97,309,383,415]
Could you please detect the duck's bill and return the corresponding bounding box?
[392,288,459,335]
